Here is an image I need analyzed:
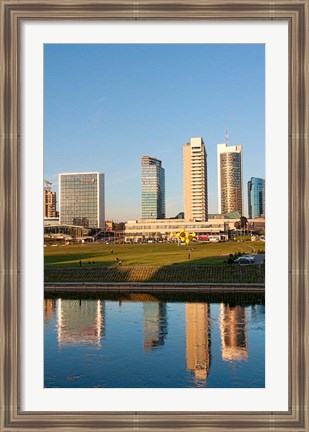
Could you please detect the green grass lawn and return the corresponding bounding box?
[44,241,265,267]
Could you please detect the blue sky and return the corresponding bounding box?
[44,44,265,221]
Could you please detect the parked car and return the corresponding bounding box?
[234,257,252,265]
[208,237,219,243]
[242,254,255,263]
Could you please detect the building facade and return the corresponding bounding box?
[248,177,265,218]
[44,189,57,218]
[217,143,243,215]
[125,218,231,242]
[124,217,265,242]
[141,156,165,219]
[59,172,105,228]
[183,137,208,222]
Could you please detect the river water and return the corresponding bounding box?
[44,294,265,388]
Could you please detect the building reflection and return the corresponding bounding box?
[220,304,248,361]
[250,304,265,321]
[57,299,105,347]
[44,299,57,323]
[186,303,211,380]
[143,302,168,352]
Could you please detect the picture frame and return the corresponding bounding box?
[0,0,308,430]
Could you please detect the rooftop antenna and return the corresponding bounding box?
[225,129,229,146]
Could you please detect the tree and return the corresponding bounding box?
[240,216,248,228]
[234,221,241,230]
[114,222,125,231]
[234,217,248,236]
[240,216,249,234]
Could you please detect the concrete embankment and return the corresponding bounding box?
[44,265,265,301]
[45,281,264,294]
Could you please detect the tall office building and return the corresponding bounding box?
[248,177,265,218]
[44,189,57,218]
[217,142,243,215]
[141,156,165,219]
[59,172,105,228]
[183,137,208,222]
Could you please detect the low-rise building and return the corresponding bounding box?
[124,217,265,242]
[44,217,60,226]
[125,218,230,242]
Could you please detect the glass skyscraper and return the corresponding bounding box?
[141,156,165,219]
[248,177,265,218]
[59,172,105,228]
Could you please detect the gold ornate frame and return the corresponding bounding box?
[0,0,308,430]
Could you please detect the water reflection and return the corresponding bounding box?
[47,299,251,359]
[44,296,265,388]
[143,303,168,352]
[57,299,105,347]
[44,298,56,323]
[186,303,211,381]
[250,304,265,321]
[220,304,248,361]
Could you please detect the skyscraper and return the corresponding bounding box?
[59,172,105,228]
[217,142,243,215]
[183,137,208,222]
[44,179,56,218]
[248,177,265,218]
[44,189,57,218]
[141,156,165,219]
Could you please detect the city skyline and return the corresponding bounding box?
[52,139,264,227]
[44,44,265,220]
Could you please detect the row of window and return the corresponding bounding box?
[126,224,223,230]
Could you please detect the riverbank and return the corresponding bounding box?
[45,286,264,305]
[45,264,265,284]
